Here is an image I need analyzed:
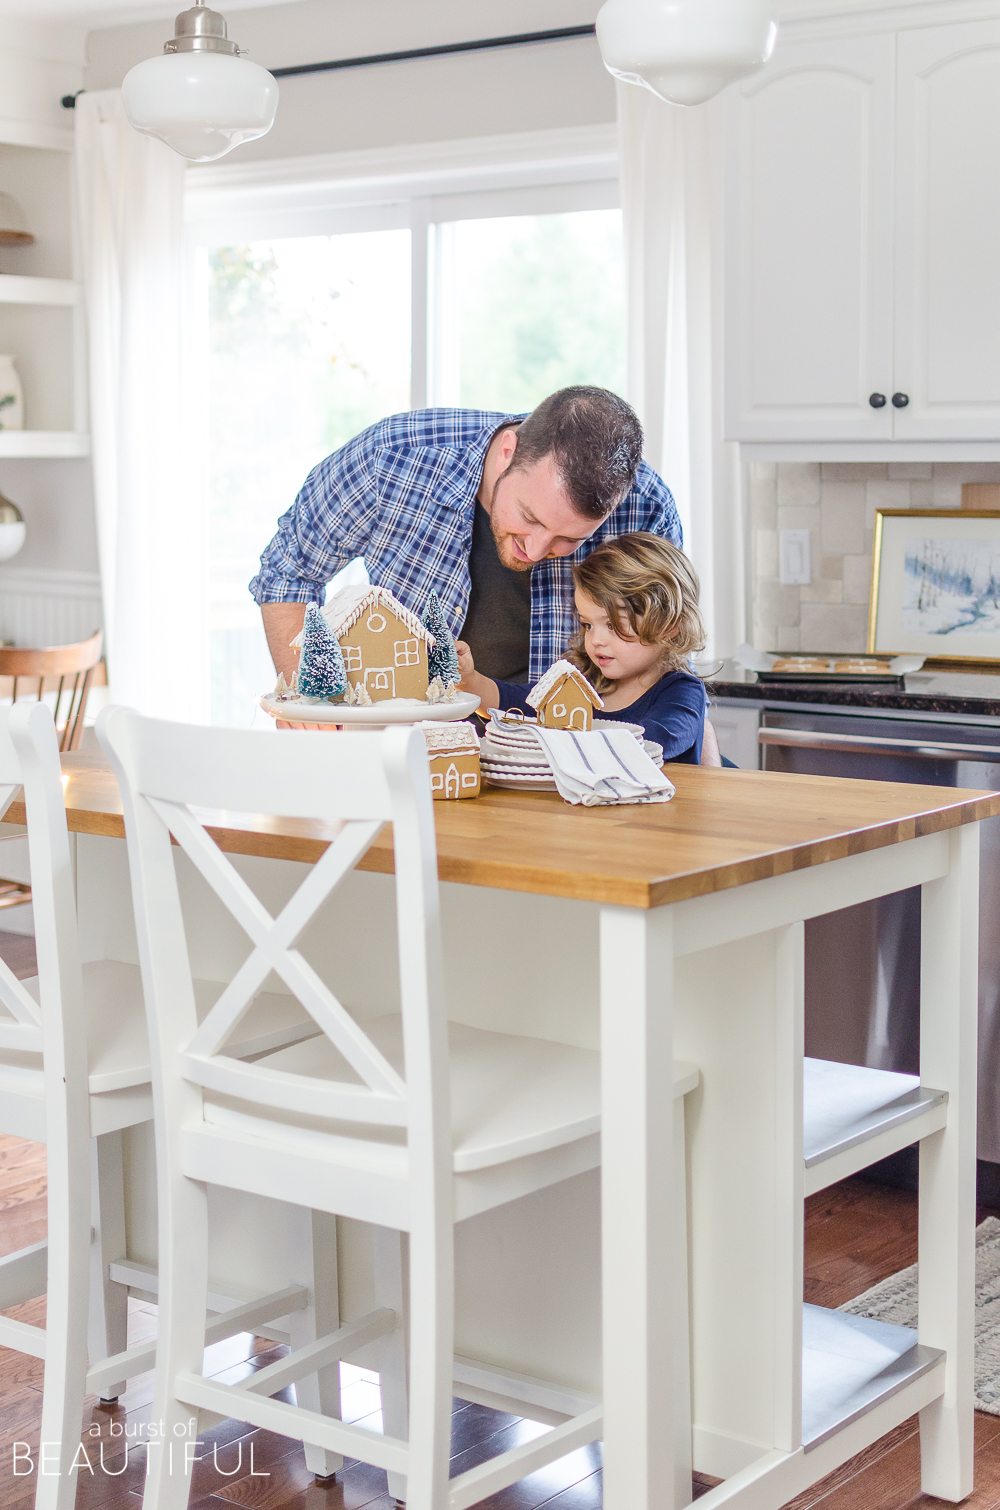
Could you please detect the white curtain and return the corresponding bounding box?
[75,90,207,721]
[616,82,744,660]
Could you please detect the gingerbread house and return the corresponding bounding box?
[420,721,480,800]
[526,659,604,731]
[294,585,435,702]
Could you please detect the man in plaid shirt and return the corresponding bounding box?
[252,386,682,689]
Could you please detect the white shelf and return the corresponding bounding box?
[0,431,89,459]
[802,1305,943,1451]
[0,275,79,307]
[803,1059,947,1196]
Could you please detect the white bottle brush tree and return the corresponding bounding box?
[296,604,347,699]
[422,591,459,686]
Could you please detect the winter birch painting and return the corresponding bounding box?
[902,537,1000,635]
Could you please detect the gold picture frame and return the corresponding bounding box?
[869,508,1000,667]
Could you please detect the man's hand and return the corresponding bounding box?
[456,640,500,715]
[261,602,308,683]
[701,717,723,767]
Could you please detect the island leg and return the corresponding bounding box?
[600,904,676,1510]
[919,821,979,1500]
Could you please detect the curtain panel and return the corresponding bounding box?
[616,82,745,660]
[75,91,207,721]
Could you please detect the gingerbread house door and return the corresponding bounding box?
[364,667,395,698]
[568,705,587,730]
[444,762,460,798]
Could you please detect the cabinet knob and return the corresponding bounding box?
[892,392,909,408]
[869,393,887,409]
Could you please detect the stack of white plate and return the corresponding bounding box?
[480,716,663,792]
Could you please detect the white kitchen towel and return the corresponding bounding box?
[533,727,676,807]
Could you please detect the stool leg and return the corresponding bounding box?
[374,1227,409,1504]
[143,1173,209,1510]
[402,1203,453,1510]
[33,1104,92,1510]
[286,1207,343,1480]
[88,1131,128,1402]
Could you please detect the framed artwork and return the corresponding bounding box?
[869,509,1000,665]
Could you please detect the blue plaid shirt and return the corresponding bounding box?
[250,408,682,683]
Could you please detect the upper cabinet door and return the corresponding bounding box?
[724,35,895,442]
[894,21,1000,440]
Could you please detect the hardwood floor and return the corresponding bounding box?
[0,919,993,1510]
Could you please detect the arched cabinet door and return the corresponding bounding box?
[724,35,895,442]
[894,20,1000,441]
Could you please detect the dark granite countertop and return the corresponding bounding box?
[706,662,1000,718]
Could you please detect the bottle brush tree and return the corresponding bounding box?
[422,591,460,685]
[297,604,347,699]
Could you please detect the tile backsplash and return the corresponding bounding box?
[750,462,1000,652]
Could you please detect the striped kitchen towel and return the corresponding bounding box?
[533,726,675,807]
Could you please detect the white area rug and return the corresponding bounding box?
[839,1216,1000,1415]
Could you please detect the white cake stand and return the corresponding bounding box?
[258,691,481,728]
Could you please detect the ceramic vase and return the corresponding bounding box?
[0,356,23,431]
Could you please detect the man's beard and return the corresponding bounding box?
[488,473,533,572]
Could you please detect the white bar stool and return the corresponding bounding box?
[0,702,333,1510]
[98,709,701,1510]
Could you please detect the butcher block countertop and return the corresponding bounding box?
[6,749,999,911]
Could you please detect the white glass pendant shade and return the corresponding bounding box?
[596,0,777,106]
[123,51,278,161]
[121,3,278,163]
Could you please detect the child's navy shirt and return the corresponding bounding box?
[492,668,708,764]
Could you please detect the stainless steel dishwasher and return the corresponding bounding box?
[760,707,1000,1165]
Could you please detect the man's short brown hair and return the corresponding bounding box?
[508,387,644,522]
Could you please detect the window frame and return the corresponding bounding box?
[185,123,620,407]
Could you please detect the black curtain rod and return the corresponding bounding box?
[61,23,597,105]
[269,25,597,79]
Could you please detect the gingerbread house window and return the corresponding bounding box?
[394,638,419,667]
[461,772,478,788]
[343,645,362,671]
[366,612,387,633]
[552,702,567,718]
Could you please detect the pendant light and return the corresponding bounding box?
[596,0,777,107]
[122,2,278,163]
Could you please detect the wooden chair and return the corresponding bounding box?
[0,701,328,1510]
[0,630,104,911]
[0,628,104,753]
[98,710,699,1510]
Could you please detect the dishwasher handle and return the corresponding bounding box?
[758,726,1000,763]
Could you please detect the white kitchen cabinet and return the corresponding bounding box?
[893,20,1000,441]
[725,15,1000,445]
[724,34,895,443]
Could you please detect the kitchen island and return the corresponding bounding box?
[10,751,999,1510]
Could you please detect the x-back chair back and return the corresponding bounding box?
[99,711,458,1508]
[99,709,612,1510]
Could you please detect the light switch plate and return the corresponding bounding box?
[780,529,811,586]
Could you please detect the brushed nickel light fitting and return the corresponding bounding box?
[122,1,279,163]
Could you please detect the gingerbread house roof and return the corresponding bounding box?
[289,584,434,648]
[419,721,480,755]
[526,659,604,712]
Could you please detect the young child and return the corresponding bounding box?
[458,532,710,764]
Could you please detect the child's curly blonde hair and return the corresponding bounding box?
[568,532,706,695]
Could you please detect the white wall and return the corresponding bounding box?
[84,0,616,158]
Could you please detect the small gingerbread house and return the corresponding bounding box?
[294,585,435,702]
[420,721,480,800]
[526,659,604,731]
